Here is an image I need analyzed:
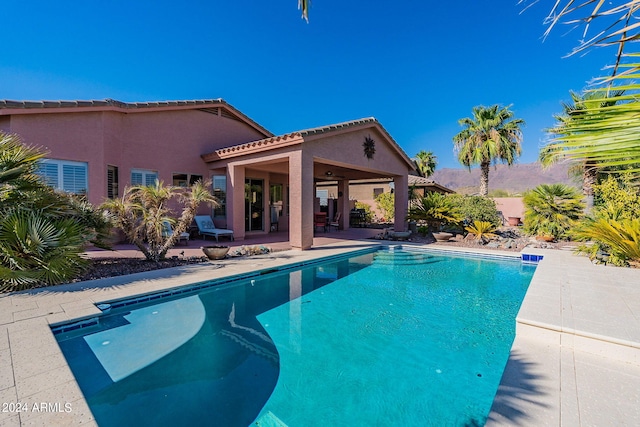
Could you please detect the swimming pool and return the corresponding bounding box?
[54,248,535,426]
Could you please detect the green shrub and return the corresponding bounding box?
[448,194,501,227]
[417,225,430,236]
[374,192,395,221]
[592,175,640,220]
[354,201,374,223]
[523,184,584,239]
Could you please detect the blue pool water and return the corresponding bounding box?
[55,248,535,426]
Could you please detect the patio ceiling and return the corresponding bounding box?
[237,158,392,182]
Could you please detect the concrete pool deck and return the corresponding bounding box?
[0,239,639,426]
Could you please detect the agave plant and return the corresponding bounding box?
[103,179,219,262]
[464,220,497,242]
[523,184,584,239]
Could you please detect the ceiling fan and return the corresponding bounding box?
[324,170,346,179]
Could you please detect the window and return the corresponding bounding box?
[131,169,158,186]
[172,173,203,187]
[212,175,226,217]
[37,159,88,195]
[172,173,188,187]
[107,166,119,199]
[316,189,329,212]
[373,187,384,198]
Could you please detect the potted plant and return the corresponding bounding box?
[507,216,521,226]
[201,245,230,260]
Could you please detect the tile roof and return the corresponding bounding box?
[0,98,226,109]
[0,98,273,137]
[205,117,415,168]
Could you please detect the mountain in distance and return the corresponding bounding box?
[431,162,578,195]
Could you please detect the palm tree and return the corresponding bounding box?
[299,0,309,21]
[453,105,525,196]
[523,184,584,240]
[0,132,112,291]
[523,0,640,77]
[0,132,47,201]
[0,211,89,292]
[542,63,640,180]
[103,179,219,262]
[542,89,625,213]
[414,150,437,177]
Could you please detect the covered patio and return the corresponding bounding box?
[201,118,416,250]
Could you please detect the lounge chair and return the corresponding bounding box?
[194,215,234,242]
[329,212,341,231]
[162,221,190,245]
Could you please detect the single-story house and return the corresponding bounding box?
[0,98,424,250]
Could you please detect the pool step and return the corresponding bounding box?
[372,251,436,266]
[253,411,288,427]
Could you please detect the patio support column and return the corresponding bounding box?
[393,174,408,232]
[337,180,350,230]
[289,150,314,250]
[228,163,246,241]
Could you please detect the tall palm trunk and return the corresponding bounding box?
[583,161,598,214]
[479,162,490,196]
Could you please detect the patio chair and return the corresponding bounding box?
[162,221,190,245]
[329,212,341,231]
[194,215,234,242]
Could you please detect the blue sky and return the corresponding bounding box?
[2,1,616,169]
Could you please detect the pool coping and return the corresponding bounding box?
[1,241,639,426]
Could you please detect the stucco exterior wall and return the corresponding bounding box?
[493,197,525,222]
[0,116,10,133]
[304,127,409,177]
[4,109,267,205]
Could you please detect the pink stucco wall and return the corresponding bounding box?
[493,197,525,222]
[4,108,268,206]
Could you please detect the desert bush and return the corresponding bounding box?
[354,201,374,223]
[417,225,430,236]
[592,175,640,220]
[374,192,394,221]
[448,194,502,227]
